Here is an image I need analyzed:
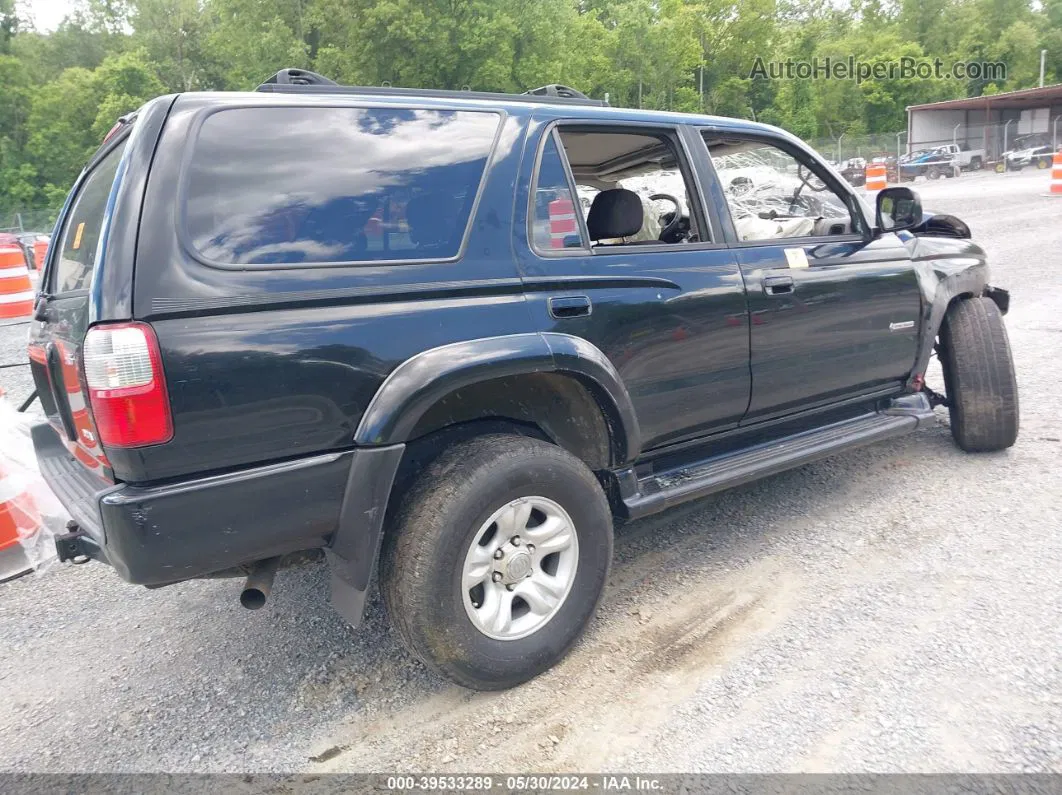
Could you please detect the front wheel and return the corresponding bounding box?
[381,434,613,690]
[939,297,1019,452]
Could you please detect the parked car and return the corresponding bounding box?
[0,232,36,280]
[838,157,867,186]
[933,143,985,171]
[14,232,49,270]
[899,147,961,180]
[997,134,1054,172]
[30,68,1019,690]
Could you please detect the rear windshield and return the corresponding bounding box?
[184,106,501,266]
[50,140,127,293]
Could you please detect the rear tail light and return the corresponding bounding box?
[82,323,173,447]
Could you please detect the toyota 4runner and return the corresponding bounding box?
[29,69,1018,690]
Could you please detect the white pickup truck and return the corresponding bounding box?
[936,143,985,171]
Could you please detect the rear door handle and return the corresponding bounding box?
[763,275,795,296]
[548,295,592,318]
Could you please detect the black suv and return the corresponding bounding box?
[30,69,1018,690]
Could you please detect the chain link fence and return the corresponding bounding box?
[0,209,60,235]
[807,117,1062,172]
[807,133,906,165]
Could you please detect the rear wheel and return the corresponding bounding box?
[994,161,1006,173]
[928,167,942,180]
[938,297,1019,452]
[970,156,982,171]
[1037,156,1051,170]
[381,434,613,690]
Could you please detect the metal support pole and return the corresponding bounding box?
[1041,50,1047,89]
[1003,119,1013,157]
[953,123,961,149]
[837,132,846,164]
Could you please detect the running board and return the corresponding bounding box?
[621,393,935,520]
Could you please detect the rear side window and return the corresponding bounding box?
[184,107,500,266]
[51,140,127,293]
[531,132,587,252]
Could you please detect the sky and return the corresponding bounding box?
[24,0,76,32]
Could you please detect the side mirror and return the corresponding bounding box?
[876,186,923,233]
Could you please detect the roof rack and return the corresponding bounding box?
[256,68,607,106]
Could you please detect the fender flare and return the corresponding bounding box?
[330,334,640,627]
[354,332,642,464]
[909,256,990,384]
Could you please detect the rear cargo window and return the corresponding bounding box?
[184,107,501,266]
[50,140,127,293]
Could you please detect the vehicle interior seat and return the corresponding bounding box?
[587,188,657,246]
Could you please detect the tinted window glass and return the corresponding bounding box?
[531,133,586,251]
[51,140,126,293]
[185,107,499,265]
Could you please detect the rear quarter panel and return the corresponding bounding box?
[124,94,533,483]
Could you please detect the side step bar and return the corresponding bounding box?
[622,394,935,520]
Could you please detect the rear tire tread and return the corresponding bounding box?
[381,434,612,690]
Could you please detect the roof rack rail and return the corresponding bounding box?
[255,69,607,107]
[260,68,338,87]
[523,84,591,100]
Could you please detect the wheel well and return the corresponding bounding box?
[943,292,977,325]
[407,372,615,471]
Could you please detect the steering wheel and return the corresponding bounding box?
[796,163,828,192]
[649,193,685,242]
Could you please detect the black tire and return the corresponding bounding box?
[939,297,1019,452]
[970,156,982,171]
[380,434,613,690]
[1037,156,1051,170]
[928,167,941,180]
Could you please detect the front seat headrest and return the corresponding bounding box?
[406,192,456,248]
[587,188,643,241]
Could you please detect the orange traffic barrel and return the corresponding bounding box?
[0,460,37,582]
[0,242,34,319]
[548,196,577,248]
[33,237,48,270]
[1051,152,1062,196]
[865,163,887,192]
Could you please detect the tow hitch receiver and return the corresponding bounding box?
[55,523,92,564]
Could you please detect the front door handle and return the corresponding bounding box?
[549,295,592,319]
[763,275,795,296]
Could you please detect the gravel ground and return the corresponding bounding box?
[0,169,1059,774]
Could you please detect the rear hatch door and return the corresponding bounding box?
[28,134,129,480]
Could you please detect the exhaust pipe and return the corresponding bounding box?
[240,556,282,610]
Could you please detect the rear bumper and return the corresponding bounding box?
[32,423,399,588]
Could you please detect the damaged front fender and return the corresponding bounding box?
[902,233,1005,387]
